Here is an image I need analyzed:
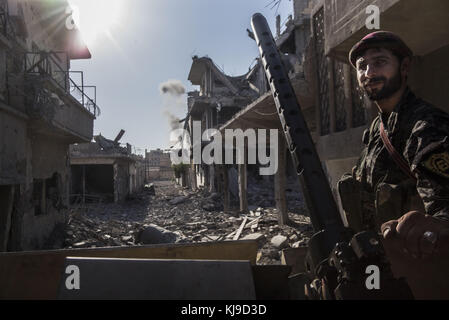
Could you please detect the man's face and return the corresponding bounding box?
[356,48,403,101]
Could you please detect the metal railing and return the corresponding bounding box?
[24,51,100,117]
[0,1,101,118]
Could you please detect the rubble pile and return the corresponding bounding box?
[246,174,305,213]
[63,180,313,265]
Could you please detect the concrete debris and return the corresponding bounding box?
[145,184,156,195]
[169,196,189,205]
[62,181,313,265]
[241,233,266,246]
[271,235,288,249]
[136,224,180,244]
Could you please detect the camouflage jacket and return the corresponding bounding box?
[353,87,449,227]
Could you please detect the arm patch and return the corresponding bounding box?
[423,152,449,178]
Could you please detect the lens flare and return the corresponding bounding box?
[68,0,122,48]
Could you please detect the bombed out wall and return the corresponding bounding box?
[19,134,69,250]
[114,161,130,202]
[0,112,27,186]
[0,133,71,251]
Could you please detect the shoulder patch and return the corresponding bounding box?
[423,152,449,178]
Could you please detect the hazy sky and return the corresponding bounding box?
[67,0,293,154]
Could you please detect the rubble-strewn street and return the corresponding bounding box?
[63,180,313,265]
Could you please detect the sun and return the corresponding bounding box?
[68,0,122,48]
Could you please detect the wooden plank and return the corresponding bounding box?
[233,217,248,241]
[244,216,263,229]
[0,240,258,300]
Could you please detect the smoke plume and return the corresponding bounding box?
[159,80,186,97]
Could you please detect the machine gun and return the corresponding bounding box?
[251,13,414,299]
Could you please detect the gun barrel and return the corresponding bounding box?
[251,13,344,235]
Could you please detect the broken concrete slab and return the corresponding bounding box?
[241,233,265,242]
[137,224,178,244]
[271,235,288,249]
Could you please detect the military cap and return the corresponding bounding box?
[349,31,413,68]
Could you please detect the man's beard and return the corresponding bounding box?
[363,69,402,101]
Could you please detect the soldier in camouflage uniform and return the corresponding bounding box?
[338,31,449,260]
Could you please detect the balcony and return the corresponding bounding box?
[17,51,100,143]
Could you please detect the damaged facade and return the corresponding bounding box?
[180,0,449,222]
[145,149,174,181]
[184,56,258,191]
[70,132,146,204]
[0,0,98,251]
[180,0,314,224]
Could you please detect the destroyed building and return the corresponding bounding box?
[179,0,314,224]
[183,56,259,190]
[145,148,174,181]
[70,131,146,203]
[0,0,99,251]
[180,0,449,222]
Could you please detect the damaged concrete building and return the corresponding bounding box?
[145,149,174,181]
[180,0,449,223]
[70,132,146,204]
[184,56,259,191]
[179,0,314,224]
[0,0,99,251]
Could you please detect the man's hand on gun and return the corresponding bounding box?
[381,211,449,259]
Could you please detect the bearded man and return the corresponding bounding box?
[338,31,449,262]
